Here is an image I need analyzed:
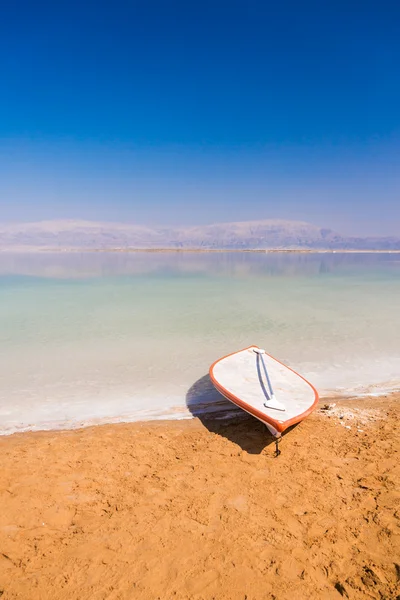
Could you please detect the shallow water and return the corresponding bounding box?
[0,252,399,434]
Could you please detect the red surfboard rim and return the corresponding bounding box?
[209,345,319,434]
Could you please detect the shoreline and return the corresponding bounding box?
[1,385,399,439]
[1,392,399,599]
[4,389,398,437]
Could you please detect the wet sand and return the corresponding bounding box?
[0,394,399,599]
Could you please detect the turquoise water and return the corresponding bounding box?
[0,252,399,434]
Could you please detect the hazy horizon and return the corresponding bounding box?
[1,212,400,240]
[1,2,399,237]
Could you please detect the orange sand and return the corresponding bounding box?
[0,394,399,599]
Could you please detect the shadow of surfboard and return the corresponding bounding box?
[186,373,278,455]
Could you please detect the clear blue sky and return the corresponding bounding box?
[0,0,399,235]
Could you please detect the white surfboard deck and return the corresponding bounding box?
[209,346,319,437]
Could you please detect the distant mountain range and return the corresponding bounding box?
[0,219,399,250]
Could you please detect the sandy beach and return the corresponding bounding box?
[0,394,399,600]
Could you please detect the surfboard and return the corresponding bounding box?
[209,346,319,437]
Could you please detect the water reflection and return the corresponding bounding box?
[0,251,398,280]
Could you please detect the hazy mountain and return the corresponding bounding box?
[0,219,399,250]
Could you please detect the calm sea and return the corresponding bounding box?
[0,252,399,434]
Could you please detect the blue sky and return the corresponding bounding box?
[0,0,399,235]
